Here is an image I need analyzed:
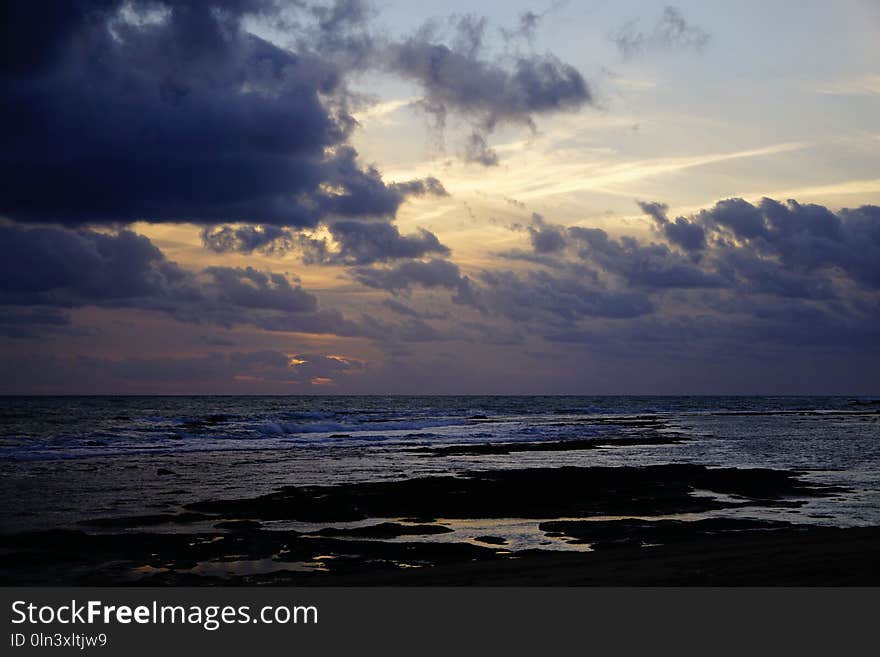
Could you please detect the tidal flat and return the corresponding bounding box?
[3,462,876,586]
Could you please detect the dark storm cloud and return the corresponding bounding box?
[476,268,654,321]
[305,0,377,69]
[478,196,880,370]
[700,198,767,240]
[506,199,880,299]
[201,225,294,255]
[0,0,437,228]
[303,221,450,265]
[0,223,371,337]
[388,177,449,198]
[351,258,476,299]
[693,198,880,290]
[0,224,197,307]
[205,219,451,263]
[0,1,592,227]
[200,176,448,257]
[503,216,724,290]
[0,223,325,315]
[527,214,568,253]
[386,13,592,166]
[638,201,707,252]
[391,14,592,122]
[613,6,710,58]
[568,227,726,289]
[204,267,318,312]
[353,255,651,323]
[711,247,836,300]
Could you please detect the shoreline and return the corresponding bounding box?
[309,525,880,586]
[2,462,875,586]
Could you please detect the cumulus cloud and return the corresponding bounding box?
[503,217,724,290]
[0,1,448,228]
[204,267,318,312]
[0,224,369,337]
[388,176,449,197]
[200,175,448,258]
[474,196,880,369]
[505,199,880,300]
[353,255,652,324]
[305,221,451,265]
[690,198,880,290]
[568,226,726,289]
[613,6,710,58]
[351,258,475,297]
[201,225,295,255]
[204,219,451,263]
[0,225,197,307]
[6,3,878,393]
[527,213,568,253]
[476,268,654,321]
[0,1,590,231]
[638,201,707,252]
[17,194,859,358]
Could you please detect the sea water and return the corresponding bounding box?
[1,396,878,535]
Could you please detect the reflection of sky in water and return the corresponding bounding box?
[1,397,878,534]
[189,557,327,577]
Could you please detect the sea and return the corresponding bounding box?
[1,396,878,544]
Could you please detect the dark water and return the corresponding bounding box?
[1,396,879,538]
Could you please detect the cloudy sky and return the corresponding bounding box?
[1,0,879,394]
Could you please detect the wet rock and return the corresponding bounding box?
[80,512,211,529]
[187,464,844,523]
[538,517,798,549]
[309,522,453,539]
[214,520,263,532]
[474,536,508,545]
[411,435,690,456]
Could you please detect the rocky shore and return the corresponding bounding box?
[2,462,876,586]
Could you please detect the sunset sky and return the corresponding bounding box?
[1,0,879,394]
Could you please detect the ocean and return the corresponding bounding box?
[1,395,878,545]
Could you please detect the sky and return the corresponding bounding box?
[1,0,879,394]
